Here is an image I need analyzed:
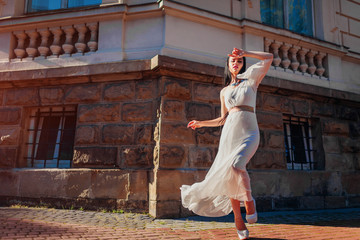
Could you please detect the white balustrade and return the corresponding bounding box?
[265,38,328,78]
[11,22,99,60]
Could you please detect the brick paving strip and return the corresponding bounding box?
[0,207,360,239]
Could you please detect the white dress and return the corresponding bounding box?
[180,59,272,217]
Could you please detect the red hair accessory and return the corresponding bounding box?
[228,48,243,58]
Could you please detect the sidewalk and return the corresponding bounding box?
[1,206,360,239]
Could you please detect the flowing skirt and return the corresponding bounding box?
[180,110,260,217]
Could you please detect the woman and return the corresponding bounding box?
[180,48,273,239]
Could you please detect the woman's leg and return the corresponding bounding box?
[230,198,247,231]
[235,169,256,215]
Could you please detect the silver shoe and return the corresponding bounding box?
[237,229,249,239]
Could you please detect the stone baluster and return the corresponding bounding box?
[25,30,39,59]
[280,43,291,70]
[289,45,300,72]
[50,27,63,57]
[87,22,98,52]
[298,48,309,74]
[270,41,281,68]
[13,31,28,60]
[306,50,317,75]
[264,38,272,53]
[38,28,51,59]
[315,52,326,77]
[62,25,76,57]
[74,24,88,55]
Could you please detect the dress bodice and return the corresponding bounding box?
[222,59,272,111]
[224,81,256,110]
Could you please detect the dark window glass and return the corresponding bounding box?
[260,0,313,36]
[27,0,101,13]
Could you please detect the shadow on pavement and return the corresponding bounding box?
[178,208,360,228]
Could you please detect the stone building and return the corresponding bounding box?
[0,0,359,218]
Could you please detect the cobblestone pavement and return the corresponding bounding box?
[1,206,360,239]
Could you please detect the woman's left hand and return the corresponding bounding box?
[187,120,201,130]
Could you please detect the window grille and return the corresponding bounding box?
[25,106,76,168]
[283,115,316,170]
[27,0,102,13]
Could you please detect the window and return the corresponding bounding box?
[27,0,102,13]
[25,106,76,168]
[260,0,314,36]
[283,115,320,170]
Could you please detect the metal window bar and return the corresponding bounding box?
[25,106,76,168]
[283,115,316,170]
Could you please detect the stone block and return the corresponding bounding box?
[102,124,134,144]
[162,100,185,121]
[39,87,64,104]
[155,170,206,201]
[325,153,354,171]
[274,197,299,210]
[310,171,331,196]
[266,130,284,149]
[120,146,153,168]
[73,147,117,167]
[0,127,20,145]
[159,145,186,168]
[299,196,324,210]
[322,119,349,136]
[103,82,135,101]
[149,200,180,218]
[75,125,100,145]
[311,102,334,117]
[122,102,153,122]
[5,88,39,106]
[128,170,149,200]
[262,94,291,113]
[277,171,312,197]
[250,150,286,169]
[160,123,195,144]
[193,83,221,104]
[326,172,342,196]
[341,172,360,195]
[256,111,283,130]
[339,137,360,153]
[90,170,129,199]
[136,79,157,100]
[78,103,121,123]
[0,108,21,125]
[0,89,3,105]
[0,148,17,168]
[249,171,281,197]
[65,84,100,103]
[185,102,212,121]
[292,99,310,116]
[322,135,341,153]
[335,105,359,121]
[0,170,19,196]
[135,124,153,144]
[188,146,213,168]
[349,121,360,138]
[64,170,92,198]
[325,196,346,208]
[18,169,67,198]
[162,78,191,100]
[195,127,221,145]
[348,196,360,207]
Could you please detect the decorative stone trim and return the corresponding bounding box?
[265,38,328,79]
[11,22,98,60]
